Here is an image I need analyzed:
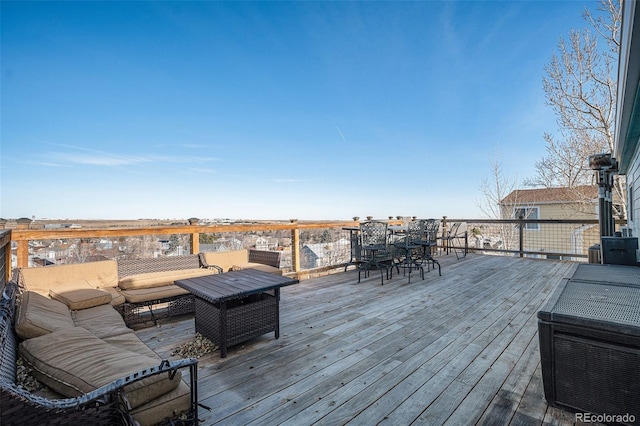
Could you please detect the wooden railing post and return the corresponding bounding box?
[0,230,11,282]
[290,219,300,275]
[188,218,200,255]
[16,218,32,268]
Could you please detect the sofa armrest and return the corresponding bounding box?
[1,358,198,425]
[197,253,223,274]
[248,249,281,268]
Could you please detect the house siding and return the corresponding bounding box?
[627,150,640,239]
[538,203,597,220]
[522,203,597,258]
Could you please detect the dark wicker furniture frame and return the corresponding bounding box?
[176,269,298,358]
[0,278,199,426]
[538,264,640,424]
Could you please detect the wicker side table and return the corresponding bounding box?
[176,269,298,357]
[538,276,640,424]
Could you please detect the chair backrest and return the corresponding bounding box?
[407,220,424,244]
[422,219,439,243]
[360,221,388,248]
[449,222,462,237]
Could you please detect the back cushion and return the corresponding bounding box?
[15,291,75,339]
[49,281,113,310]
[118,269,212,290]
[203,250,248,272]
[20,260,119,296]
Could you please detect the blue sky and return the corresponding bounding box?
[1,1,594,220]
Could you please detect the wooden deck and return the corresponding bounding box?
[137,254,586,425]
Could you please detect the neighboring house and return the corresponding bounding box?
[300,240,350,269]
[254,237,279,251]
[614,0,640,253]
[500,186,599,260]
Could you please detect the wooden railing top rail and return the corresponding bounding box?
[9,220,362,241]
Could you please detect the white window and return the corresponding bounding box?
[514,207,540,230]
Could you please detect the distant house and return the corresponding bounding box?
[500,186,598,221]
[254,237,278,251]
[500,186,599,260]
[300,239,351,269]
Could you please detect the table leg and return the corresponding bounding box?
[220,301,228,358]
[275,288,280,339]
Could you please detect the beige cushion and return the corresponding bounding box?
[131,381,191,426]
[49,281,112,310]
[202,250,248,272]
[231,262,283,275]
[102,332,159,360]
[20,260,118,296]
[72,304,131,339]
[102,286,126,306]
[118,269,212,290]
[19,327,181,409]
[15,291,75,339]
[119,285,191,304]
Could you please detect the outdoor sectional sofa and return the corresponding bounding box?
[0,277,197,426]
[17,250,283,328]
[0,249,284,424]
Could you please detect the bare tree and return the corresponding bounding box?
[476,152,523,252]
[525,0,626,218]
[477,154,517,219]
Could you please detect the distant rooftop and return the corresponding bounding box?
[500,185,598,205]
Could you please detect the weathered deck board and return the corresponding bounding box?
[138,254,586,425]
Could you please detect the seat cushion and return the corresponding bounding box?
[119,285,191,304]
[49,281,113,310]
[15,291,75,339]
[72,304,131,339]
[101,286,126,306]
[19,327,181,409]
[102,332,160,360]
[231,262,283,275]
[131,381,192,426]
[118,269,212,290]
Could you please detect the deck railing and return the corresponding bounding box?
[442,218,627,260]
[4,217,625,279]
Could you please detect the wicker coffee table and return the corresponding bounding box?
[175,269,298,357]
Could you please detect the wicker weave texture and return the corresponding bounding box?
[117,255,201,279]
[554,334,640,418]
[194,293,278,348]
[118,294,195,326]
[247,249,281,268]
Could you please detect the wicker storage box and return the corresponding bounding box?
[194,292,278,350]
[538,277,640,424]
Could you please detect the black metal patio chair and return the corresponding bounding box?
[445,222,467,259]
[415,219,441,276]
[393,220,425,283]
[358,221,393,285]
